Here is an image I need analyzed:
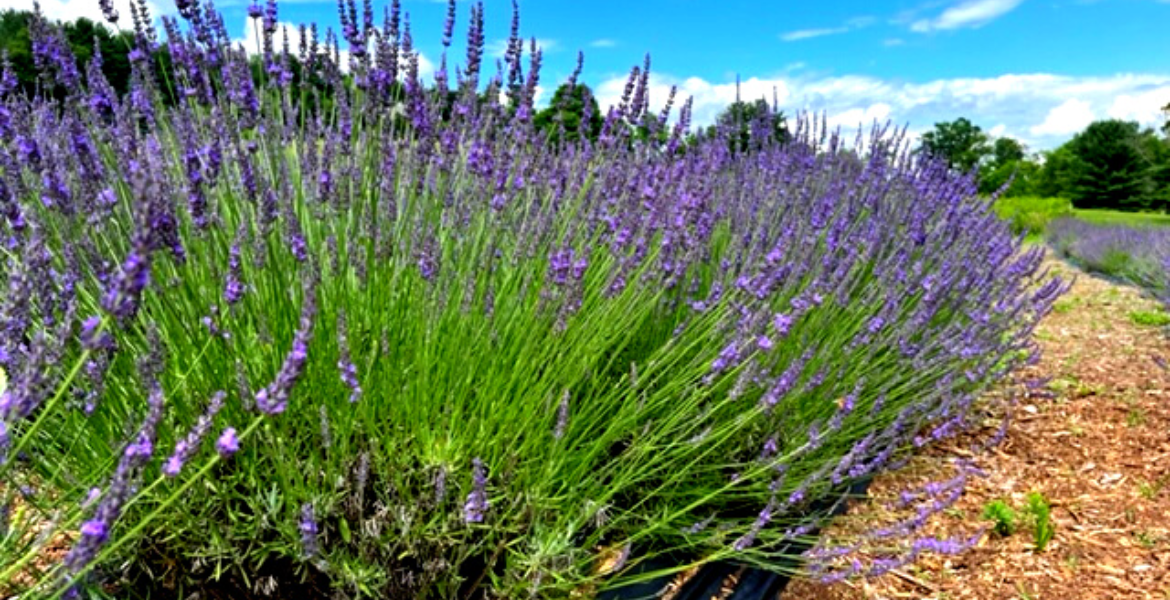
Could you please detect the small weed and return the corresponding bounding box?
[1127,408,1147,427]
[983,499,1017,537]
[1129,310,1170,327]
[1063,554,1080,571]
[1025,492,1054,552]
[1052,298,1078,314]
[1135,531,1160,549]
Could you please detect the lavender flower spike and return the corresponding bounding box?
[162,392,226,477]
[464,457,489,523]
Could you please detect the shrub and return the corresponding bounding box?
[0,1,1062,597]
[992,196,1072,236]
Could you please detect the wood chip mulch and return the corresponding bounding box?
[783,257,1170,600]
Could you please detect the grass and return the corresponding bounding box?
[1073,209,1170,228]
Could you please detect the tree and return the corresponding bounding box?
[978,136,1032,196]
[1031,145,1075,199]
[707,97,789,154]
[918,117,989,173]
[1064,119,1150,210]
[534,82,602,145]
[978,157,1038,197]
[991,137,1025,166]
[1136,126,1170,211]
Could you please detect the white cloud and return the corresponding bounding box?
[910,0,1025,32]
[1107,86,1170,124]
[1029,98,1094,137]
[0,0,163,28]
[781,15,875,42]
[780,27,850,42]
[883,38,906,47]
[592,70,1170,149]
[589,38,617,49]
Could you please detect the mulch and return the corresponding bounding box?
[782,256,1170,600]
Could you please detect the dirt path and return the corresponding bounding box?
[783,258,1170,600]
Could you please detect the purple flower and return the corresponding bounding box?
[299,502,319,558]
[64,383,165,578]
[463,457,488,523]
[215,427,239,457]
[162,392,225,477]
[224,235,246,306]
[255,281,317,415]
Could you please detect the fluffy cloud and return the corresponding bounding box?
[0,0,163,27]
[592,70,1170,149]
[1029,99,1095,137]
[911,0,1025,32]
[589,38,617,49]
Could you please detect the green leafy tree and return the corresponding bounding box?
[978,137,1033,196]
[918,117,990,173]
[1031,145,1076,199]
[1065,119,1150,210]
[991,137,1025,166]
[534,82,602,145]
[1136,126,1170,211]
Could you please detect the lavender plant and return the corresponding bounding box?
[1047,217,1170,306]
[0,0,1062,597]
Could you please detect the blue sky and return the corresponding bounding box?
[9,0,1170,150]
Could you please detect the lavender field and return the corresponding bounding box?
[0,0,1086,598]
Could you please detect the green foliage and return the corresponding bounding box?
[918,117,989,173]
[1073,208,1170,227]
[1030,145,1076,199]
[1024,492,1054,552]
[0,10,134,97]
[1065,120,1151,211]
[1127,310,1170,327]
[982,499,1017,537]
[992,196,1072,235]
[979,158,1039,197]
[991,137,1026,166]
[533,83,602,145]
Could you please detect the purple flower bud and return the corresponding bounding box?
[463,458,488,523]
[216,427,239,457]
[299,503,319,558]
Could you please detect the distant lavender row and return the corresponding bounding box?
[1047,217,1170,305]
[0,0,1062,596]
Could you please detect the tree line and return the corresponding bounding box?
[918,114,1170,212]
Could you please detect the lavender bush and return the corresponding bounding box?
[0,0,1063,597]
[1047,217,1170,305]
